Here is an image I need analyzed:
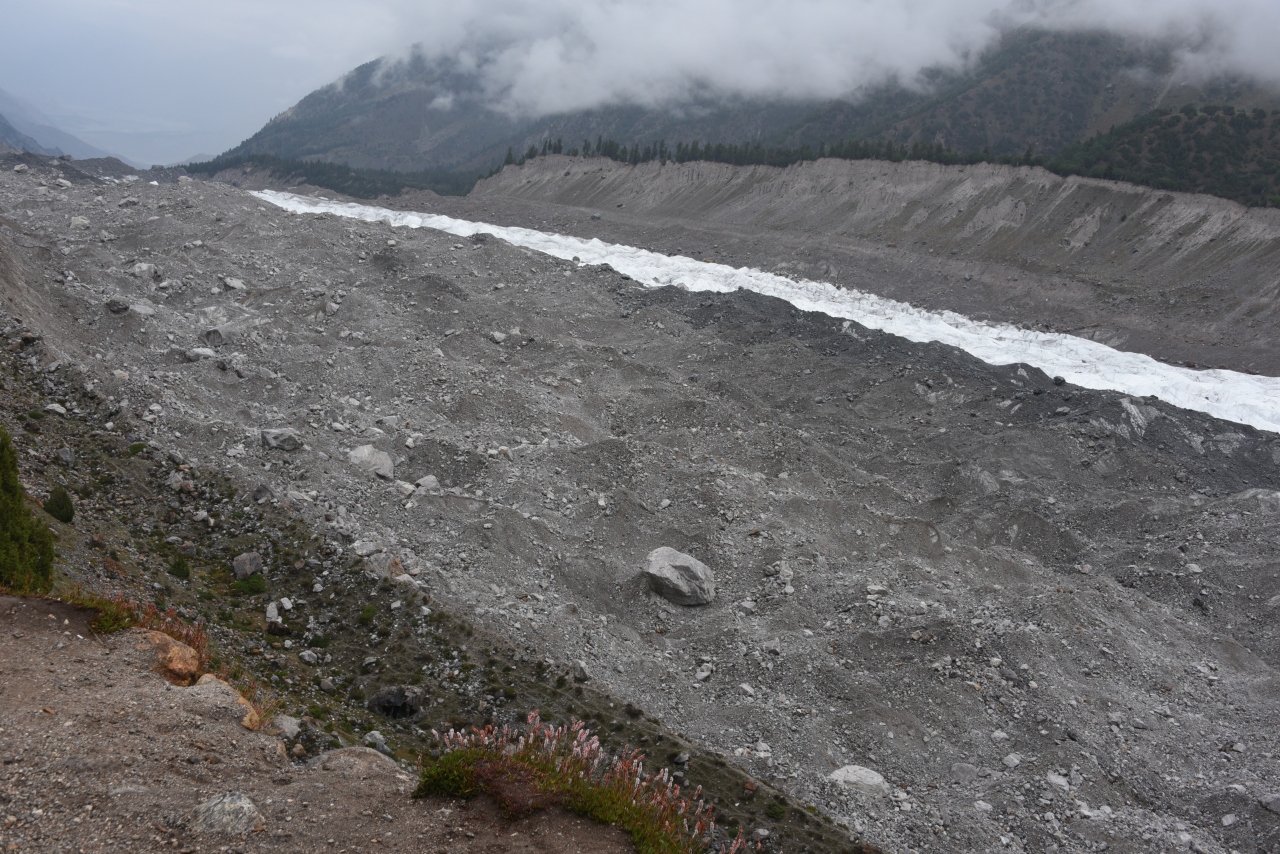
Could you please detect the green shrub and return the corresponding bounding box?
[415,749,484,799]
[764,801,787,821]
[128,442,147,456]
[231,573,267,595]
[357,604,377,626]
[168,554,190,580]
[44,486,75,524]
[0,426,55,594]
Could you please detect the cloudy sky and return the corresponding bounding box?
[2,0,1278,166]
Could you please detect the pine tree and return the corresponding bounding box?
[0,425,54,594]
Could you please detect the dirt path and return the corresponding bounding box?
[0,595,635,854]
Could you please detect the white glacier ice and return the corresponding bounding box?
[254,190,1280,434]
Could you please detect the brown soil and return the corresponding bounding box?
[0,594,635,854]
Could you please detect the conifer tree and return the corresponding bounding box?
[0,426,54,594]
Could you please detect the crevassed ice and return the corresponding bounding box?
[254,190,1280,434]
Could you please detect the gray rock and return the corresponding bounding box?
[55,447,75,467]
[319,677,336,694]
[362,730,390,753]
[69,216,90,230]
[189,792,265,835]
[347,444,394,479]
[274,715,302,740]
[642,546,715,605]
[231,552,263,580]
[251,483,275,503]
[414,474,440,491]
[299,650,319,665]
[827,765,890,797]
[201,328,225,348]
[185,347,217,362]
[950,762,979,783]
[572,660,591,682]
[1261,793,1280,815]
[105,297,129,314]
[261,428,302,451]
[131,262,160,280]
[367,685,426,719]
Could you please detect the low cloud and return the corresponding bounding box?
[368,0,1280,117]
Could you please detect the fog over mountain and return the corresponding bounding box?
[3,0,1280,165]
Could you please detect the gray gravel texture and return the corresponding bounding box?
[2,152,1280,853]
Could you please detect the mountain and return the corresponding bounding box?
[226,28,1280,177]
[0,87,116,160]
[0,110,55,155]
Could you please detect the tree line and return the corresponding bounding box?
[505,103,1280,208]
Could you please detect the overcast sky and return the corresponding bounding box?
[2,0,1278,166]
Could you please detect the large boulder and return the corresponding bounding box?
[231,551,263,580]
[189,792,265,834]
[828,765,891,797]
[261,428,302,451]
[366,685,427,719]
[642,547,715,605]
[134,629,200,686]
[347,444,394,479]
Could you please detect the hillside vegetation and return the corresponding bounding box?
[1051,104,1280,206]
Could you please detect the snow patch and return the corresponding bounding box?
[253,190,1280,433]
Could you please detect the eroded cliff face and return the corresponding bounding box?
[473,156,1280,374]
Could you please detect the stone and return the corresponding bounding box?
[105,297,130,314]
[232,551,263,580]
[189,792,265,835]
[135,629,200,686]
[364,553,404,579]
[760,638,782,655]
[950,763,979,783]
[1046,773,1071,793]
[348,444,394,479]
[319,677,337,694]
[251,483,275,503]
[695,663,715,681]
[367,685,426,719]
[201,327,225,348]
[642,546,715,605]
[265,602,279,623]
[572,660,591,682]
[185,347,217,361]
[828,765,891,797]
[13,164,28,173]
[192,674,260,730]
[131,262,160,280]
[362,730,390,753]
[261,428,303,451]
[415,474,440,491]
[274,715,302,740]
[299,650,319,665]
[69,216,90,230]
[738,683,756,697]
[1260,793,1280,815]
[1002,753,1022,769]
[353,540,381,557]
[129,303,155,317]
[55,447,75,467]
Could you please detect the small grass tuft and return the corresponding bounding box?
[44,485,75,524]
[231,573,267,595]
[167,554,190,580]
